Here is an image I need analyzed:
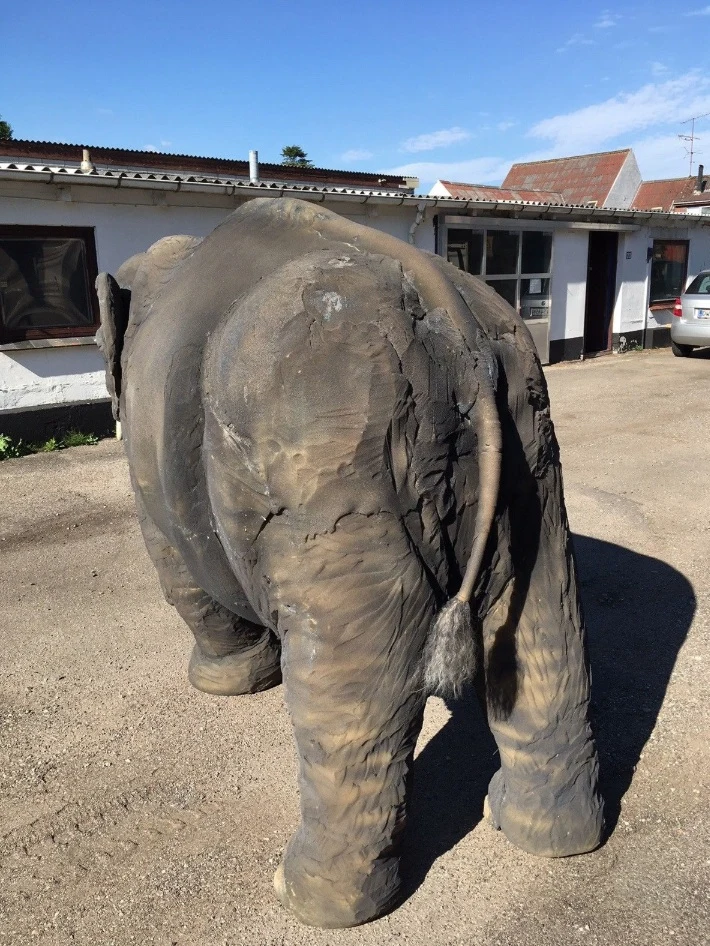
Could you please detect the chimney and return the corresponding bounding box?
[249,150,259,184]
[696,163,705,193]
[80,149,94,173]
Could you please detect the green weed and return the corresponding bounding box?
[0,429,101,461]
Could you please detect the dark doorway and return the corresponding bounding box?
[584,231,618,355]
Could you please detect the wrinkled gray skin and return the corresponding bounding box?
[96,197,604,929]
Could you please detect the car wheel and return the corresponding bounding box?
[671,340,694,357]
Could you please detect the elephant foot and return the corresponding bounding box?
[273,846,401,928]
[485,769,604,858]
[187,634,282,695]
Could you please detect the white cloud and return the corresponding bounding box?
[340,148,373,162]
[160,139,172,149]
[557,33,595,53]
[143,144,159,153]
[528,72,710,153]
[497,121,516,132]
[651,62,669,76]
[95,107,114,117]
[400,127,471,153]
[631,133,692,179]
[595,11,620,27]
[686,5,710,14]
[387,156,512,191]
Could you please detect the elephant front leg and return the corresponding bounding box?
[267,514,435,927]
[483,467,604,858]
[135,497,281,695]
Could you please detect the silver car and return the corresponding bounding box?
[672,270,710,356]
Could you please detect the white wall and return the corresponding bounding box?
[0,186,436,414]
[614,230,649,336]
[549,230,589,342]
[0,345,108,414]
[428,181,452,198]
[606,153,642,209]
[687,225,710,276]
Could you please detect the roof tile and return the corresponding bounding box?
[502,149,632,206]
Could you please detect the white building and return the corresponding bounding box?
[2,140,709,439]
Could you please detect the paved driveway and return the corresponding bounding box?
[1,349,708,945]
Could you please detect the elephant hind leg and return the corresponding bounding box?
[482,465,604,858]
[264,512,435,927]
[135,498,281,695]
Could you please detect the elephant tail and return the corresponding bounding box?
[423,357,502,698]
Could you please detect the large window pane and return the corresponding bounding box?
[447,229,483,275]
[649,240,688,303]
[486,279,517,307]
[0,227,98,342]
[0,239,93,330]
[521,231,552,274]
[485,231,519,275]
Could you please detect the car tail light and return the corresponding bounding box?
[673,297,682,317]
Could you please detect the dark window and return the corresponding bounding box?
[521,231,552,275]
[521,277,551,298]
[486,230,519,275]
[486,279,517,307]
[445,225,553,312]
[446,229,483,275]
[649,240,688,304]
[0,226,99,343]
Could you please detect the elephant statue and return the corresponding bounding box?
[96,197,604,928]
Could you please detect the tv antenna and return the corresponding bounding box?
[679,111,710,175]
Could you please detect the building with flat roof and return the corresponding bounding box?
[2,141,709,438]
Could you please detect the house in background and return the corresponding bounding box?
[2,140,710,438]
[429,181,564,203]
[502,149,642,209]
[430,148,710,364]
[0,140,420,439]
[632,165,710,215]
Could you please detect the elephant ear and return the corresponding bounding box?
[95,272,130,421]
[96,236,203,421]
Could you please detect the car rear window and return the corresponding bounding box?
[685,273,710,294]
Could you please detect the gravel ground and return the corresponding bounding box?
[1,348,708,946]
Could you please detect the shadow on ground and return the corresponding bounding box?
[402,534,695,896]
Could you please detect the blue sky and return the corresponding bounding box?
[4,0,710,192]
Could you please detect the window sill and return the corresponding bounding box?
[0,336,98,352]
[648,302,675,311]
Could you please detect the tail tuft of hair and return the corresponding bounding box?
[423,597,479,698]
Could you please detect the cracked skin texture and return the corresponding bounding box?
[101,197,604,929]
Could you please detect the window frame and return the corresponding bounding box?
[0,225,100,344]
[445,224,553,312]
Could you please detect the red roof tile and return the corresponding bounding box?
[0,139,412,191]
[438,181,564,202]
[633,177,700,211]
[502,149,632,206]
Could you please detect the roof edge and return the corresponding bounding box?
[0,138,411,187]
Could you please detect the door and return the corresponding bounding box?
[584,232,618,355]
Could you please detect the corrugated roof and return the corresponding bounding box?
[438,180,564,203]
[2,161,708,228]
[633,176,705,211]
[0,139,414,191]
[502,149,632,207]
